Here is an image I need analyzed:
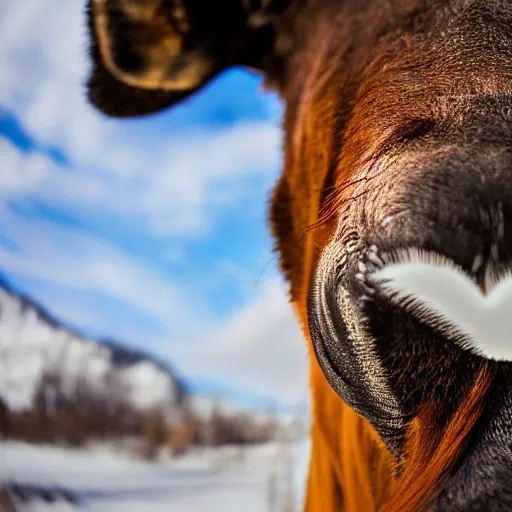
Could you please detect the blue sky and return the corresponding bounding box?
[0,0,308,410]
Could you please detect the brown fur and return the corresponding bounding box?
[269,2,506,509]
[381,366,492,511]
[86,0,512,509]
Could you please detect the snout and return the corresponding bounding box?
[307,136,512,448]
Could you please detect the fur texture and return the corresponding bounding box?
[86,0,512,509]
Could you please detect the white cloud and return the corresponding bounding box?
[0,204,207,341]
[0,0,106,155]
[174,275,309,408]
[0,0,283,243]
[0,119,280,236]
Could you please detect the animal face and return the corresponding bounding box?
[86,0,512,509]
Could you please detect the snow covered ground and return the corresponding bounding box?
[0,439,310,512]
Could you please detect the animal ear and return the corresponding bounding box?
[86,0,277,118]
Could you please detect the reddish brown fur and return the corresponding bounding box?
[87,0,509,509]
[268,2,505,509]
[381,366,492,511]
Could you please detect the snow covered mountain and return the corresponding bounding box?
[0,276,186,420]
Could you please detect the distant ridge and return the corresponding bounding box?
[0,272,186,416]
[0,271,187,394]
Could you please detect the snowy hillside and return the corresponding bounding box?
[0,275,186,420]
